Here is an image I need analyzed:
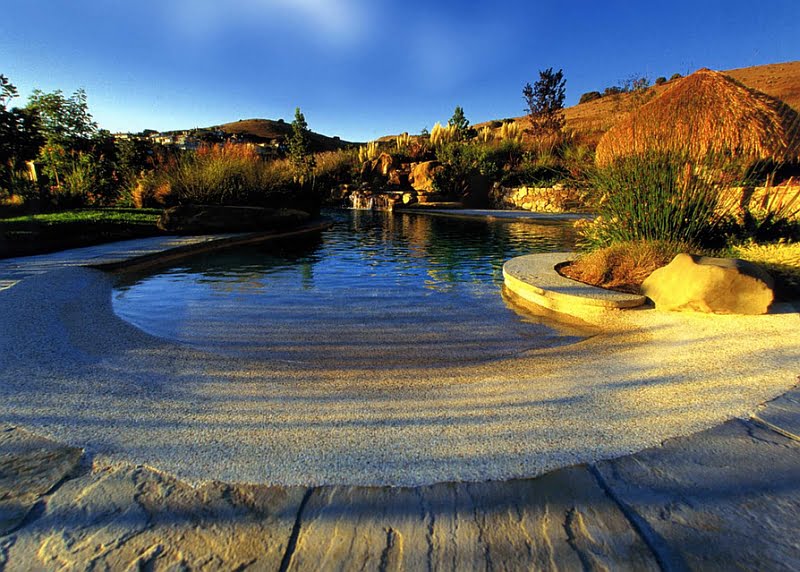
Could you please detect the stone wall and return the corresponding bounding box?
[717,181,800,220]
[491,184,590,213]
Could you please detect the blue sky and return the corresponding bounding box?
[2,1,798,141]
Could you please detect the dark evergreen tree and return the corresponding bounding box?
[289,107,315,185]
[448,106,470,140]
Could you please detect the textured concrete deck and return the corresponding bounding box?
[1,242,799,569]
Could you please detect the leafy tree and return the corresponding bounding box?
[669,73,683,81]
[448,106,470,141]
[26,88,100,188]
[1,75,19,109]
[288,107,315,185]
[0,75,43,194]
[115,137,154,183]
[25,88,121,205]
[27,88,97,147]
[655,76,667,86]
[522,68,566,135]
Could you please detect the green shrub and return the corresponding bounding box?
[578,91,602,104]
[669,73,683,81]
[731,240,800,297]
[503,149,567,187]
[581,151,739,248]
[562,143,595,180]
[655,76,667,86]
[156,143,294,206]
[314,149,359,188]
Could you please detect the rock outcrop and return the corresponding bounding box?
[157,205,309,234]
[408,161,444,193]
[641,253,774,314]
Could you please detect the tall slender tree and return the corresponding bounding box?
[288,107,315,185]
[448,106,470,141]
[522,68,566,135]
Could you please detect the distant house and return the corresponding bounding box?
[175,133,201,150]
[151,134,175,145]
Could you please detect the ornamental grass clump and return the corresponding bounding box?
[596,68,800,167]
[395,132,412,153]
[499,121,522,143]
[166,143,264,205]
[358,141,379,163]
[430,122,457,147]
[582,151,738,249]
[560,240,680,293]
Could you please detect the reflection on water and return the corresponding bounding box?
[113,210,583,368]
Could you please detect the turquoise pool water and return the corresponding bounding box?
[112,210,585,368]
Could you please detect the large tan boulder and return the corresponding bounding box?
[375,153,395,177]
[408,161,444,192]
[641,254,774,314]
[360,153,395,179]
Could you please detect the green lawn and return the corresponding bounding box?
[0,208,164,258]
[0,208,162,228]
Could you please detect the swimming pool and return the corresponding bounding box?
[112,210,586,368]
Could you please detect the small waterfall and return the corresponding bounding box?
[349,192,374,210]
[348,190,403,211]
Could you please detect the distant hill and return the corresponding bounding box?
[554,60,800,140]
[215,119,357,152]
[475,61,800,145]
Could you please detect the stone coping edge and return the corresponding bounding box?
[395,208,591,224]
[503,252,647,320]
[93,218,333,274]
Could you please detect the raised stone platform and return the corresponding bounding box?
[503,252,647,320]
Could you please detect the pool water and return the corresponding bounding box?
[112,210,585,368]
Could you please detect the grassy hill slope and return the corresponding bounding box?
[215,118,357,152]
[470,61,800,144]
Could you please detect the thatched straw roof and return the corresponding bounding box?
[595,68,800,166]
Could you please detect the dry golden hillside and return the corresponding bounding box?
[479,60,800,144]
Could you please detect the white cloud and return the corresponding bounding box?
[163,0,369,47]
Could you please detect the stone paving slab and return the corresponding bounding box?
[595,418,800,571]
[288,466,657,571]
[4,408,800,569]
[753,386,800,441]
[2,430,306,571]
[0,425,82,536]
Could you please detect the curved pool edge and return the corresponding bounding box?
[92,218,334,275]
[1,255,798,489]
